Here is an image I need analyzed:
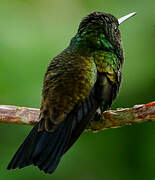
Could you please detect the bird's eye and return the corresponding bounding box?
[114,26,117,32]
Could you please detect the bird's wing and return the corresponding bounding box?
[63,86,98,153]
[7,50,98,174]
[39,49,98,132]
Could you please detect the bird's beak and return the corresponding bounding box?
[118,12,136,25]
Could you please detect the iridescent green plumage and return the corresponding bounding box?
[8,11,135,174]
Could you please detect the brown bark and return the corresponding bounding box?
[0,102,155,132]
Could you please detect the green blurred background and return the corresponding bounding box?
[0,0,155,180]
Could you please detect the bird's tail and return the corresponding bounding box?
[7,116,72,174]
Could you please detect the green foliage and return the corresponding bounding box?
[0,0,155,179]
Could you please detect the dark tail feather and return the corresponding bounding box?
[7,116,73,174]
[7,124,39,169]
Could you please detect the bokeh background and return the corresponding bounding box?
[0,0,155,180]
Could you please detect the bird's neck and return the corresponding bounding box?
[70,31,114,55]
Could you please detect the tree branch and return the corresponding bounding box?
[0,102,155,132]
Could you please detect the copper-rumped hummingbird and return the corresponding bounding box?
[7,11,136,174]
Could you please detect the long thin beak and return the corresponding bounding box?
[118,12,136,25]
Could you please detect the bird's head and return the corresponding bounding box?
[73,11,136,54]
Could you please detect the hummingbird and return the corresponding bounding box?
[7,11,136,174]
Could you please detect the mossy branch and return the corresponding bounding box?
[0,102,155,132]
